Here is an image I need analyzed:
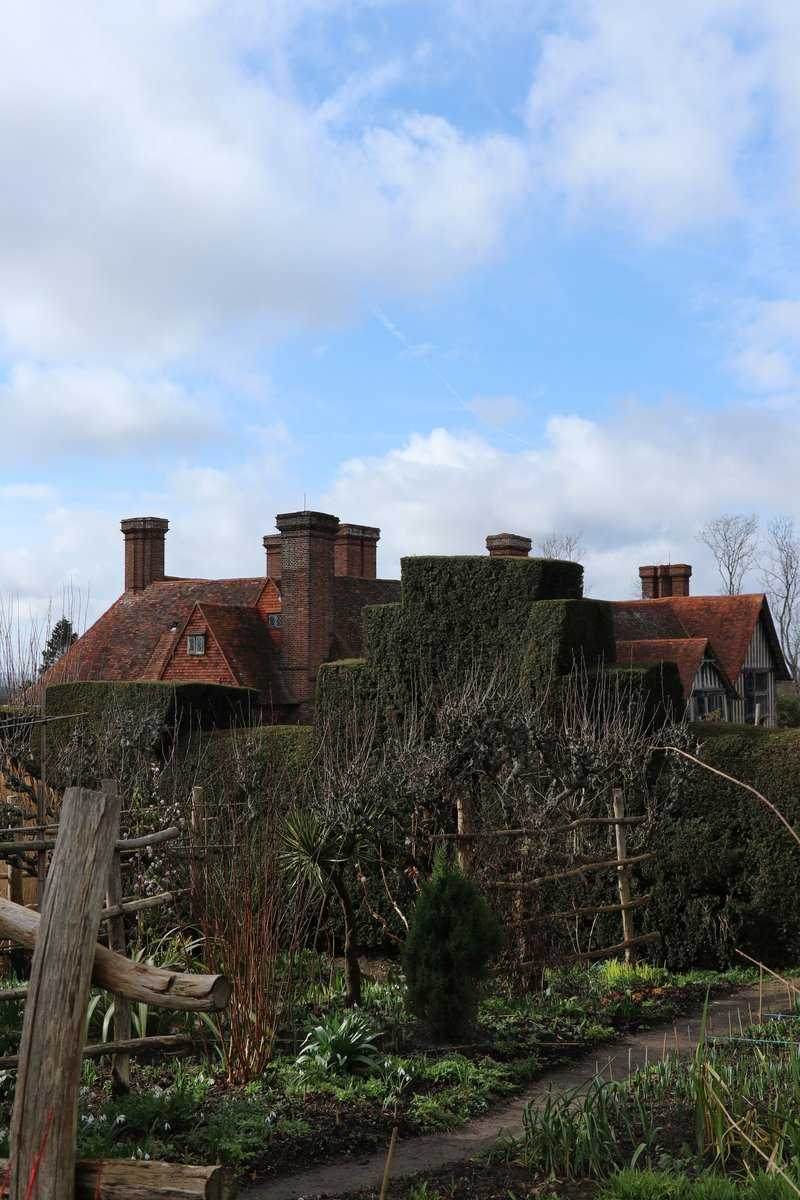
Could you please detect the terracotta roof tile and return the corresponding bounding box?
[192,603,289,703]
[43,578,267,686]
[615,637,735,696]
[612,594,790,687]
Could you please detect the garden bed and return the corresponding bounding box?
[0,961,759,1186]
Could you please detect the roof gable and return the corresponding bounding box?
[612,594,791,685]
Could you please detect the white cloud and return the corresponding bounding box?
[0,364,219,456]
[525,2,766,238]
[323,401,800,596]
[0,2,530,366]
[728,299,800,393]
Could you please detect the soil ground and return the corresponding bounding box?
[241,978,791,1200]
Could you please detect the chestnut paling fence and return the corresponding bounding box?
[0,776,235,1200]
[455,786,658,967]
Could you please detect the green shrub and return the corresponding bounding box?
[778,691,800,728]
[403,854,503,1040]
[294,1011,383,1077]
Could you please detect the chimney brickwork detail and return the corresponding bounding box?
[121,518,169,592]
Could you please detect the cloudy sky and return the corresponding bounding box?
[3,0,800,627]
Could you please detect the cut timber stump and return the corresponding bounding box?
[0,896,230,1011]
[0,1158,234,1198]
[9,784,121,1200]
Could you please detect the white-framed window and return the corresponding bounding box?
[187,633,206,656]
[267,613,282,628]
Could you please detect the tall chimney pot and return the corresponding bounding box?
[263,533,282,578]
[486,532,531,558]
[639,563,692,599]
[121,518,169,592]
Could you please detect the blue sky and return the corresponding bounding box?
[2,0,800,630]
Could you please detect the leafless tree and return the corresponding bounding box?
[761,516,800,688]
[697,514,759,594]
[538,531,584,561]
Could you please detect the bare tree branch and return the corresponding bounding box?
[760,515,800,685]
[697,513,758,594]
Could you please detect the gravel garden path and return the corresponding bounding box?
[242,979,792,1200]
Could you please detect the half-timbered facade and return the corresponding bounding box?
[613,564,791,726]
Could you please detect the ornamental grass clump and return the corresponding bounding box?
[402,852,502,1040]
[295,1011,383,1078]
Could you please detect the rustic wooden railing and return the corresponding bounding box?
[0,782,235,1199]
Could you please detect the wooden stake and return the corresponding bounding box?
[9,784,121,1200]
[102,780,131,1098]
[612,789,637,963]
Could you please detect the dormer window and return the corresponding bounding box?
[187,633,206,656]
[267,613,282,628]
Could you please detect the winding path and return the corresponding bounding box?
[243,980,791,1200]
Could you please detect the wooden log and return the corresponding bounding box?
[0,1033,200,1069]
[103,781,131,1098]
[0,986,28,1001]
[539,895,652,922]
[0,827,180,857]
[434,815,646,840]
[9,783,121,1200]
[99,888,190,923]
[117,826,180,851]
[0,1157,235,1198]
[0,896,230,1011]
[488,852,656,889]
[561,931,660,964]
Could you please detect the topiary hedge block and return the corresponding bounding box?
[43,680,260,776]
[642,725,800,969]
[523,598,615,683]
[187,724,314,801]
[400,555,583,615]
[315,658,375,733]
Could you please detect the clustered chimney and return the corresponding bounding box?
[263,533,282,578]
[486,532,532,558]
[274,511,340,720]
[121,517,169,592]
[335,524,379,579]
[639,563,692,599]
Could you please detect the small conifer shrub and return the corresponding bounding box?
[402,852,503,1040]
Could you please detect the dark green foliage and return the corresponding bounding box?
[522,598,615,684]
[643,726,800,968]
[190,725,314,800]
[403,854,503,1039]
[778,691,800,727]
[315,658,375,733]
[40,617,77,673]
[603,663,685,725]
[295,1011,382,1077]
[43,680,260,782]
[400,555,583,610]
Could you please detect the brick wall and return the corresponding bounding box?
[276,511,339,717]
[162,609,237,686]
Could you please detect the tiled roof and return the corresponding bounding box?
[190,603,289,703]
[615,637,735,696]
[612,594,790,686]
[43,578,267,686]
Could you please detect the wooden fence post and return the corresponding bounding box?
[9,784,121,1200]
[102,779,131,1098]
[612,788,636,964]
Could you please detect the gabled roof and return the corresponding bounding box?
[42,578,269,686]
[615,637,736,697]
[612,594,791,685]
[175,602,289,704]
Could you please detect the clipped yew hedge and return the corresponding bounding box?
[642,724,800,969]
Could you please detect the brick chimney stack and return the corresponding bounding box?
[335,524,380,579]
[486,533,532,558]
[263,533,282,579]
[275,510,339,718]
[121,517,169,592]
[639,563,692,599]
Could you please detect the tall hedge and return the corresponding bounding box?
[43,681,260,785]
[642,725,800,969]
